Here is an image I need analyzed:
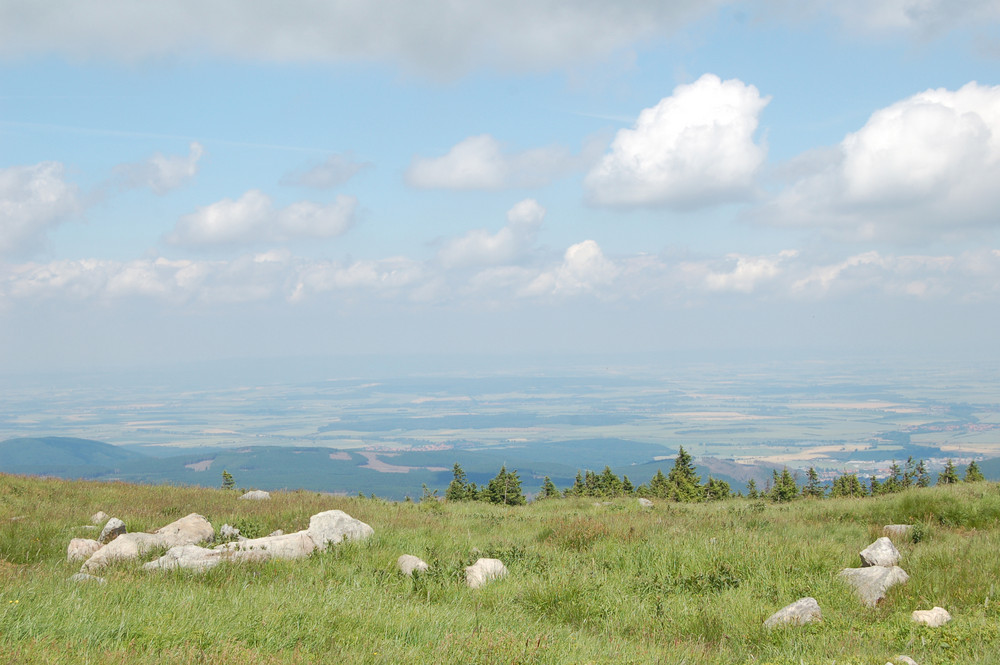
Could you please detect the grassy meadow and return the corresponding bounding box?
[1,474,1000,664]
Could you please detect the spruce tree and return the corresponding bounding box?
[770,467,798,502]
[938,459,960,485]
[746,478,759,499]
[915,460,931,487]
[445,463,470,501]
[802,467,824,498]
[648,469,669,499]
[484,465,525,506]
[598,466,624,497]
[965,460,985,482]
[703,477,731,501]
[221,469,235,490]
[666,446,703,502]
[538,476,560,499]
[622,475,635,495]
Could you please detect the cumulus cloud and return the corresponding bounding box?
[281,153,369,189]
[524,240,619,297]
[0,162,80,257]
[167,190,357,247]
[585,74,770,209]
[115,142,204,194]
[762,81,1000,241]
[437,198,545,268]
[0,1,715,75]
[407,135,584,190]
[695,250,799,293]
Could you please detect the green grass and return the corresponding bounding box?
[2,474,1000,663]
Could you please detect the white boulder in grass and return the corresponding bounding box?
[67,538,101,563]
[68,572,106,584]
[637,498,653,508]
[465,558,508,589]
[912,607,952,627]
[307,510,374,549]
[81,513,214,571]
[398,554,429,576]
[90,511,109,525]
[238,490,271,501]
[143,544,225,572]
[98,517,127,545]
[860,537,901,567]
[838,566,909,607]
[889,656,919,665]
[216,531,317,560]
[763,597,822,628]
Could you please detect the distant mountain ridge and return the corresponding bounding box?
[0,436,145,476]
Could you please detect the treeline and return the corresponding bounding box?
[440,447,987,506]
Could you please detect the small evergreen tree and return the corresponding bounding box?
[597,466,624,497]
[666,446,703,502]
[647,469,670,499]
[770,467,798,502]
[902,456,917,488]
[883,461,903,494]
[915,459,931,487]
[869,475,882,496]
[221,469,235,490]
[564,472,586,497]
[622,475,635,495]
[538,476,560,499]
[746,478,759,499]
[703,477,731,501]
[484,465,525,506]
[801,467,824,498]
[445,463,470,501]
[938,459,960,485]
[965,460,985,483]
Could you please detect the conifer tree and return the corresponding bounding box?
[746,478,759,499]
[703,477,731,501]
[648,469,670,499]
[902,456,917,488]
[883,461,903,493]
[915,460,931,487]
[965,460,985,482]
[938,459,960,485]
[666,446,703,502]
[622,475,635,495]
[597,466,624,497]
[565,472,585,497]
[802,467,824,498]
[221,469,235,491]
[538,476,560,499]
[484,465,525,505]
[445,463,470,501]
[770,467,798,502]
[868,475,882,496]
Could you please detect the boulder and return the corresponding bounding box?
[98,517,127,545]
[220,523,242,540]
[67,538,101,563]
[912,607,951,627]
[215,531,316,560]
[860,537,901,567]
[838,566,909,607]
[307,510,373,549]
[398,554,429,576]
[883,524,914,540]
[68,573,106,584]
[90,511,109,525]
[238,490,271,501]
[763,597,822,628]
[465,557,508,589]
[144,544,225,572]
[81,513,214,571]
[890,656,918,665]
[638,498,654,508]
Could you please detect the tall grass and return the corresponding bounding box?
[2,474,999,663]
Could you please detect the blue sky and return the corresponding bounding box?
[2,1,1000,373]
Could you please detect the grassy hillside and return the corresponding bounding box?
[2,474,999,663]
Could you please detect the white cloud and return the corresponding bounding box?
[167,190,357,247]
[437,198,545,268]
[115,142,204,195]
[585,74,770,209]
[0,1,715,75]
[763,82,1000,241]
[282,154,369,189]
[524,240,619,297]
[700,250,799,293]
[0,162,80,257]
[407,135,583,190]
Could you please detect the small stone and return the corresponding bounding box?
[238,490,271,501]
[398,554,429,576]
[637,498,654,508]
[98,518,127,545]
[67,538,102,563]
[838,566,909,607]
[764,597,822,628]
[883,524,914,540]
[892,656,919,665]
[465,558,508,588]
[69,572,106,584]
[860,537,901,567]
[912,607,951,627]
[90,511,109,525]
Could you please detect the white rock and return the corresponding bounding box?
[398,554,429,576]
[216,531,317,560]
[465,557,508,589]
[143,544,224,572]
[98,517,127,545]
[307,510,374,549]
[891,656,918,665]
[68,572,106,584]
[763,597,822,628]
[220,523,241,540]
[838,566,909,607]
[638,498,654,508]
[267,529,284,537]
[81,513,214,571]
[238,490,271,501]
[883,524,914,540]
[860,537,901,567]
[67,538,101,563]
[90,511,109,525]
[912,607,952,627]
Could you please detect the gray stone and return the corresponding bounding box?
[220,523,241,540]
[465,557,508,588]
[398,554,429,576]
[307,510,373,549]
[883,524,914,540]
[838,566,909,607]
[215,531,317,560]
[912,607,951,627]
[860,537,901,567]
[638,498,654,507]
[68,573,106,584]
[82,513,214,571]
[98,517,127,545]
[764,597,822,628]
[67,538,101,563]
[90,511,109,525]
[144,544,225,572]
[238,490,271,501]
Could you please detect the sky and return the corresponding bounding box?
[2,1,1000,375]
